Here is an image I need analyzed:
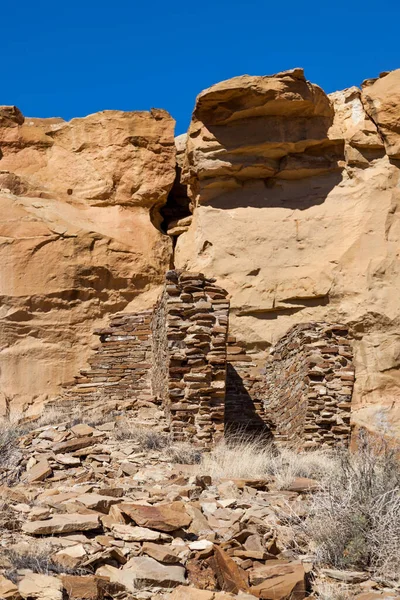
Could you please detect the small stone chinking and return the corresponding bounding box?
[152,270,230,448]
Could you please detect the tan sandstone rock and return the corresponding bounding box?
[249,562,306,599]
[18,573,63,600]
[119,501,192,531]
[22,512,100,535]
[0,107,175,414]
[0,575,21,600]
[362,70,400,158]
[60,575,107,600]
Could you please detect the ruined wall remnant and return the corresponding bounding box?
[263,323,354,448]
[59,273,355,448]
[61,311,154,410]
[152,270,230,447]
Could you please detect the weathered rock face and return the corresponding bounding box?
[175,68,400,439]
[182,68,343,204]
[362,70,400,159]
[0,107,175,415]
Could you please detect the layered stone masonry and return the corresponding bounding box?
[59,274,354,449]
[263,322,354,448]
[152,270,230,447]
[61,311,153,410]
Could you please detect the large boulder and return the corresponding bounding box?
[182,68,343,205]
[175,69,400,439]
[0,107,175,414]
[361,70,400,159]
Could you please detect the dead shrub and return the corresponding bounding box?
[0,499,22,533]
[299,432,400,583]
[0,421,24,484]
[4,548,92,583]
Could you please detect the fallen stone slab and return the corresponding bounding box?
[60,575,108,600]
[18,573,63,600]
[81,547,127,569]
[54,454,81,466]
[210,546,250,594]
[75,493,120,514]
[111,524,172,542]
[123,555,186,587]
[169,587,214,600]
[281,477,319,493]
[119,500,192,532]
[249,562,306,599]
[142,541,182,563]
[52,436,97,453]
[23,459,53,484]
[54,544,86,569]
[22,513,100,535]
[70,423,96,437]
[97,560,186,593]
[321,569,370,583]
[189,540,214,552]
[0,574,21,600]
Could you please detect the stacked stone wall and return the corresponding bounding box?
[61,311,153,410]
[58,277,354,450]
[263,322,354,447]
[152,270,230,447]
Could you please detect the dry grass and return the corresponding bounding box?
[196,436,338,485]
[114,423,170,450]
[298,433,400,583]
[314,582,352,600]
[0,421,24,484]
[168,442,203,464]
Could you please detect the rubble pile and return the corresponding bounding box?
[0,409,396,600]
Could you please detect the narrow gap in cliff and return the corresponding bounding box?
[159,164,192,235]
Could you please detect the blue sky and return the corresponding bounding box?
[2,0,399,134]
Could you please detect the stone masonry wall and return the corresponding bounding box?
[263,322,354,448]
[152,270,230,447]
[58,281,354,450]
[61,311,153,410]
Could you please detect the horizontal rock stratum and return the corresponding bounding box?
[1,67,400,439]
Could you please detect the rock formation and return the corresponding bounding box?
[0,107,175,415]
[1,67,400,442]
[175,68,400,440]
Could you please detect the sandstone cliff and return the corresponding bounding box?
[175,68,400,439]
[0,107,175,414]
[1,69,400,440]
